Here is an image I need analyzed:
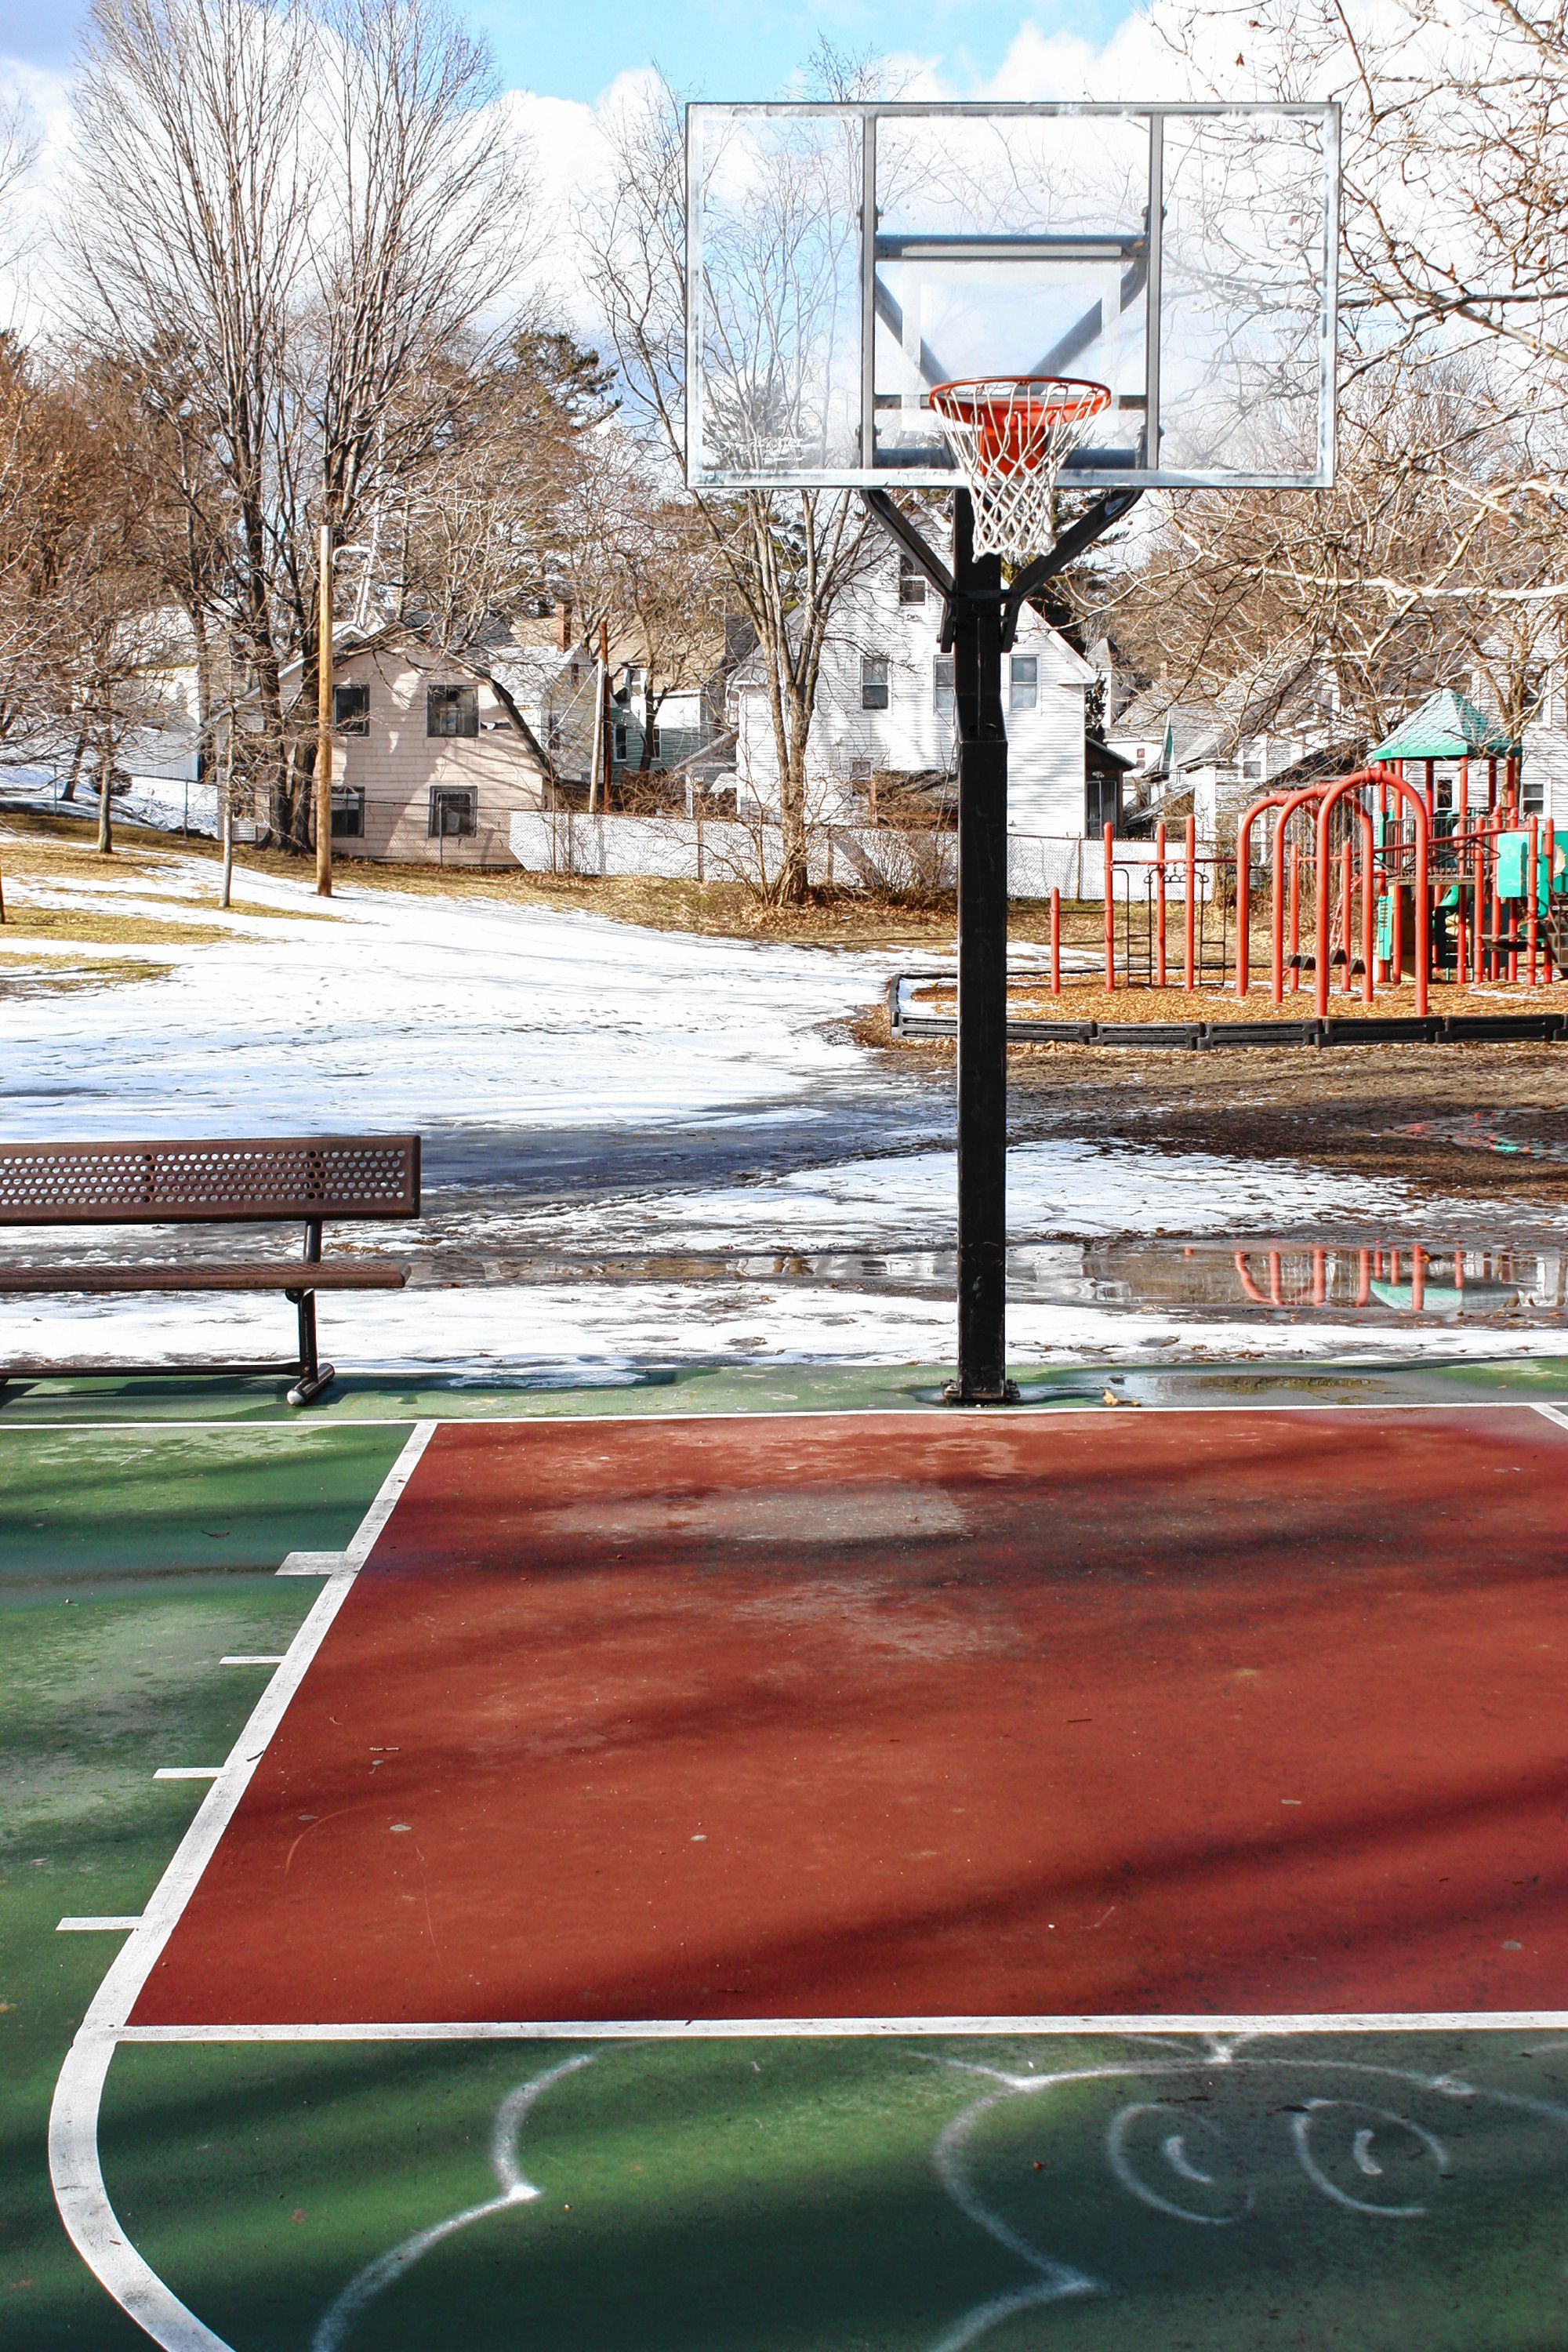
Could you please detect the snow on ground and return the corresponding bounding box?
[1,849,1555,1374]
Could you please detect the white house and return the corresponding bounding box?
[730,543,1100,838]
[1519,659,1568,826]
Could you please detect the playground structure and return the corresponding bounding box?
[1040,761,1563,1007]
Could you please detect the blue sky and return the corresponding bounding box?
[2,0,1136,98]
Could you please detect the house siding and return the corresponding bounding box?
[327,644,547,866]
[731,554,1093,835]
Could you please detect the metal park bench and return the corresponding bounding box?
[0,1134,420,1406]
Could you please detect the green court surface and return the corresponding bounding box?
[6,1362,1568,2350]
[96,2034,1568,2351]
[4,1349,1568,1425]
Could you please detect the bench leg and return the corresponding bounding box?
[285,1288,336,1408]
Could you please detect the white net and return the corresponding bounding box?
[929,377,1112,562]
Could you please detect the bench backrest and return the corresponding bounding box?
[0,1136,421,1225]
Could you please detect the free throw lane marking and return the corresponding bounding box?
[109,2009,1568,2042]
[220,1656,287,1666]
[58,1918,143,1934]
[132,1406,1568,2030]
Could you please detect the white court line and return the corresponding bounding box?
[47,1421,436,2352]
[111,2009,1568,2043]
[220,1656,286,1667]
[1530,1400,1568,1433]
[153,1768,222,1781]
[58,1918,143,1934]
[0,1417,428,1432]
[276,1425,437,1573]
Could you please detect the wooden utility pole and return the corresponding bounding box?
[315,521,333,897]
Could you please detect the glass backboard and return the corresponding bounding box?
[685,102,1339,492]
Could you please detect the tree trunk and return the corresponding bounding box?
[96,730,114,855]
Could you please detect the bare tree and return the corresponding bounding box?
[70,0,532,846]
[586,72,877,901]
[1137,0,1568,726]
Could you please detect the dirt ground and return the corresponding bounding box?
[859,991,1568,1212]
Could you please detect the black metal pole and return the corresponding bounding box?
[945,492,1015,1405]
[859,483,1141,1408]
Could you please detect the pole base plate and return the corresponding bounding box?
[941,1379,1022,1407]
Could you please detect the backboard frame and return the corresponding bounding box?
[684,100,1341,495]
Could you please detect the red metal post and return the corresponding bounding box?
[1184,816,1196,989]
[1050,886,1061,995]
[1268,1250,1283,1307]
[1356,1248,1370,1306]
[1236,792,1290,999]
[1155,820,1167,988]
[1311,1247,1326,1307]
[1549,822,1559,979]
[1412,1247,1425,1313]
[1233,1251,1270,1305]
[1318,768,1427,1017]
[1269,787,1323,1005]
[1103,821,1115,990]
[1472,830,1484,986]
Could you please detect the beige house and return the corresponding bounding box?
[318,633,552,867]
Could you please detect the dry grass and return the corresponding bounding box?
[0,906,234,949]
[0,952,176,997]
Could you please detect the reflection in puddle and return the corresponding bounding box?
[1396,1113,1568,1162]
[448,1240,1568,1322]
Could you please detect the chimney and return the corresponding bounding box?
[556,598,574,654]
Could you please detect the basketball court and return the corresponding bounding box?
[20,85,1568,2352]
[34,1387,1568,2348]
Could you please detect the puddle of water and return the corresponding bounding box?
[1396,1113,1568,1163]
[415,1240,1568,1324]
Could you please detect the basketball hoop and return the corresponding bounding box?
[929,377,1112,563]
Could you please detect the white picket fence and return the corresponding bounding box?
[509,813,1210,902]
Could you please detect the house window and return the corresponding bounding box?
[1085,775,1121,838]
[427,786,477,838]
[426,683,478,739]
[861,655,890,711]
[1010,655,1039,712]
[330,787,365,838]
[1239,737,1267,782]
[333,682,369,735]
[934,655,955,717]
[1521,767,1546,815]
[898,553,927,605]
[613,723,628,762]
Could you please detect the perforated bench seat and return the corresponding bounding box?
[0,1134,421,1406]
[0,1261,408,1293]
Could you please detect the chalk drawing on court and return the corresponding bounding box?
[310,2053,598,2352]
[305,2034,1568,2352]
[926,2038,1568,2352]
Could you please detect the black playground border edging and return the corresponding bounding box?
[886,975,1568,1051]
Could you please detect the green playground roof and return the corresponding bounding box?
[1370,688,1518,761]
